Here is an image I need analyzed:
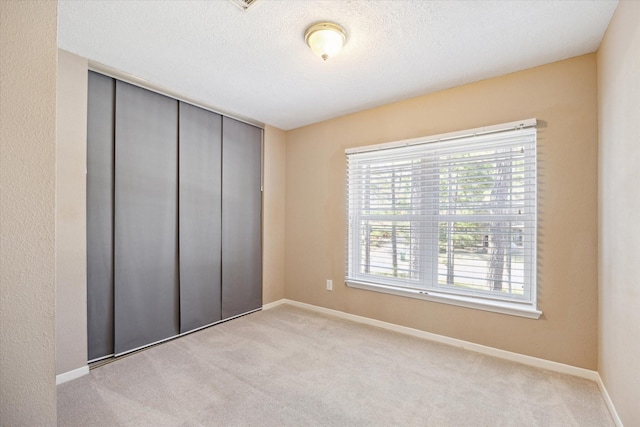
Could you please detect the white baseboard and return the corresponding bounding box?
[56,365,90,385]
[595,373,624,426]
[280,299,599,381]
[262,299,287,310]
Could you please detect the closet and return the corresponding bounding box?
[86,71,262,361]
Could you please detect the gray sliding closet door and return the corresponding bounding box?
[221,117,262,319]
[87,71,115,361]
[179,102,222,333]
[114,81,179,354]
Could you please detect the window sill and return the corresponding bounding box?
[345,280,542,319]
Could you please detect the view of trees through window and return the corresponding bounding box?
[356,145,531,300]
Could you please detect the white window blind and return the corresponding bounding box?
[346,120,538,317]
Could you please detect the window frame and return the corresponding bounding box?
[345,119,541,319]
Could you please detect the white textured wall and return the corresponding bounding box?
[56,50,89,376]
[597,1,640,424]
[0,1,58,425]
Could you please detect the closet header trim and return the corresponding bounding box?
[88,60,265,130]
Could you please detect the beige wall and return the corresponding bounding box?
[56,50,89,375]
[263,125,287,304]
[285,54,599,369]
[0,1,58,425]
[597,1,640,424]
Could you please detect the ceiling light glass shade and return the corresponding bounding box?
[304,23,346,61]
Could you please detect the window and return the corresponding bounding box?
[346,120,539,318]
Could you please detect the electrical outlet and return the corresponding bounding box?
[326,279,333,291]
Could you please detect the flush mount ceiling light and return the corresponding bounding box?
[304,22,347,61]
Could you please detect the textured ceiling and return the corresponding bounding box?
[58,0,618,130]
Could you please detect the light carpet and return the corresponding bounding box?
[57,304,613,426]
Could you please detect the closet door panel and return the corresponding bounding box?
[221,117,262,319]
[179,102,222,333]
[87,72,115,361]
[114,81,179,354]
